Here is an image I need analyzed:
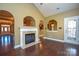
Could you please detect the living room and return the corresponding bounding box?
[0,3,79,56]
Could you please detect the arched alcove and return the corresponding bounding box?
[47,20,57,31]
[23,16,35,27]
[39,20,44,31]
[39,20,44,37]
[0,10,14,48]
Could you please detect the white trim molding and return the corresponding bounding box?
[14,40,40,49]
[14,45,21,49]
[43,37,64,43]
[43,37,79,45]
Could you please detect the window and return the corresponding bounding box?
[4,27,7,32]
[1,25,10,32]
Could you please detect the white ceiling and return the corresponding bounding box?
[34,3,79,17]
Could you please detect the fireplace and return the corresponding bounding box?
[25,33,35,44]
[20,27,39,49]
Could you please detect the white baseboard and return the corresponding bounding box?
[14,40,40,49]
[43,37,79,45]
[43,37,64,43]
[14,45,21,49]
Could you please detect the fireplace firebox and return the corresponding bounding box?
[25,33,35,44]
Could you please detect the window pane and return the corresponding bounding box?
[1,25,10,32]
[68,20,76,28]
[5,27,7,32]
[67,20,76,38]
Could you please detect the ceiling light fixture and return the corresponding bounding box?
[56,8,60,10]
[40,3,43,5]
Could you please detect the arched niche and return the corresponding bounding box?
[47,19,57,31]
[39,20,44,31]
[23,16,36,27]
[0,10,14,35]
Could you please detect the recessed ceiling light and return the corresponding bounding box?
[56,8,60,10]
[40,3,43,5]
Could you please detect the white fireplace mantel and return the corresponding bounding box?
[20,27,40,49]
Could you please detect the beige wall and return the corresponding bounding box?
[0,3,44,45]
[45,8,79,40]
[1,3,79,45]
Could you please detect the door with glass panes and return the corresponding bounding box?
[64,16,79,43]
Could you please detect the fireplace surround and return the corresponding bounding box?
[20,27,39,49]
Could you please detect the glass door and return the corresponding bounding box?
[67,19,76,40]
[64,16,79,44]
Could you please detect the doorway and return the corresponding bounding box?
[64,16,79,44]
[0,10,14,53]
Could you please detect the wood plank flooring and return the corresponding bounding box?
[0,37,79,56]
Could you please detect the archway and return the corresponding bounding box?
[0,10,14,50]
[23,16,35,27]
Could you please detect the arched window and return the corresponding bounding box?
[47,20,57,31]
[23,16,35,27]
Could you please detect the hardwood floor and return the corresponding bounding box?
[0,35,14,55]
[0,37,79,56]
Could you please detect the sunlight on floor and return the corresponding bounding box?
[1,35,11,46]
[66,48,77,56]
